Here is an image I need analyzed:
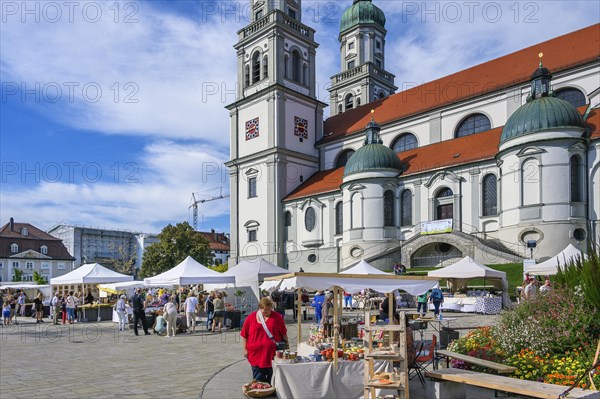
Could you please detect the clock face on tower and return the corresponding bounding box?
[245,117,260,140]
[294,116,308,139]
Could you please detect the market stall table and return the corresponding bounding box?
[272,360,392,399]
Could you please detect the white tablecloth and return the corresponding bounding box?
[273,360,391,399]
[475,296,502,314]
[112,306,163,322]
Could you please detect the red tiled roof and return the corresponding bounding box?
[198,231,230,252]
[0,220,75,260]
[322,24,600,143]
[286,168,345,201]
[285,108,600,201]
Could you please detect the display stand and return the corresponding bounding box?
[363,312,409,399]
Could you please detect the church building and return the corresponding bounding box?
[225,0,600,272]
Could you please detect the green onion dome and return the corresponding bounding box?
[344,118,402,177]
[340,0,386,34]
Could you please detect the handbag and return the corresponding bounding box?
[257,311,287,350]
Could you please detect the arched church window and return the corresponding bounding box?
[556,88,587,108]
[378,91,385,99]
[383,191,395,226]
[400,189,412,226]
[292,50,301,83]
[570,155,583,202]
[521,158,539,206]
[356,97,361,107]
[482,174,497,216]
[244,65,250,87]
[263,55,268,79]
[305,207,316,232]
[338,104,343,114]
[455,113,491,137]
[345,94,354,110]
[391,133,417,153]
[284,211,292,241]
[335,149,355,168]
[335,202,343,235]
[284,54,289,78]
[252,52,261,83]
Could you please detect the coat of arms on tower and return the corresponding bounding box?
[294,116,308,139]
[245,117,260,140]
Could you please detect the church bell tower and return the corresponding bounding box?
[225,0,327,267]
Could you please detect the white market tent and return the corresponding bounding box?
[143,256,234,285]
[427,256,507,292]
[339,259,392,275]
[525,244,583,276]
[50,263,134,285]
[0,283,52,298]
[204,258,289,313]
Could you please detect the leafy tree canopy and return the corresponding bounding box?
[33,271,46,285]
[139,222,213,278]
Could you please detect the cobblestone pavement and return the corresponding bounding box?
[0,310,497,399]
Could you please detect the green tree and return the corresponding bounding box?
[139,222,213,278]
[208,262,228,273]
[12,269,24,282]
[33,271,46,285]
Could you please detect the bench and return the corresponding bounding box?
[436,349,517,374]
[425,368,600,399]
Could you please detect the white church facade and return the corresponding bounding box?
[226,0,600,272]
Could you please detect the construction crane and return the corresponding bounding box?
[189,188,230,230]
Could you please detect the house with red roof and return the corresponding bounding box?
[0,218,75,283]
[225,0,599,271]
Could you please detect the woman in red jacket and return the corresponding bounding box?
[241,297,288,383]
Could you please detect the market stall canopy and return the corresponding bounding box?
[427,256,505,280]
[261,272,438,296]
[0,283,52,297]
[143,256,234,285]
[339,259,391,275]
[50,263,134,285]
[525,244,583,276]
[224,258,289,282]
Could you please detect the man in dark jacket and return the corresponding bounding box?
[131,288,150,336]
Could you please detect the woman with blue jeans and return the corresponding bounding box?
[66,291,76,324]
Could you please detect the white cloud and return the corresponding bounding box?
[0,141,230,232]
[1,1,240,145]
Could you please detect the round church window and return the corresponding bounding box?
[438,243,452,253]
[573,228,586,241]
[305,207,316,231]
[308,254,317,263]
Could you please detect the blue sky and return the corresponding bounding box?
[1,0,598,234]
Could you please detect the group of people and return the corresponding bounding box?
[521,274,552,301]
[1,291,28,325]
[123,288,229,337]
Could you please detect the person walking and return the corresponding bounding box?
[51,292,61,325]
[416,291,429,317]
[212,292,225,333]
[115,295,128,331]
[163,296,178,337]
[2,301,11,325]
[184,294,199,334]
[311,291,325,324]
[131,288,150,336]
[241,298,288,383]
[33,293,44,323]
[429,287,444,319]
[204,291,215,331]
[65,291,76,324]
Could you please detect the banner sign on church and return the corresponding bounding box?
[420,219,453,235]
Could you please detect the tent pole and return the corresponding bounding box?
[388,292,394,325]
[297,287,301,351]
[333,286,339,371]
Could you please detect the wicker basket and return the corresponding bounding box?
[242,381,276,398]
